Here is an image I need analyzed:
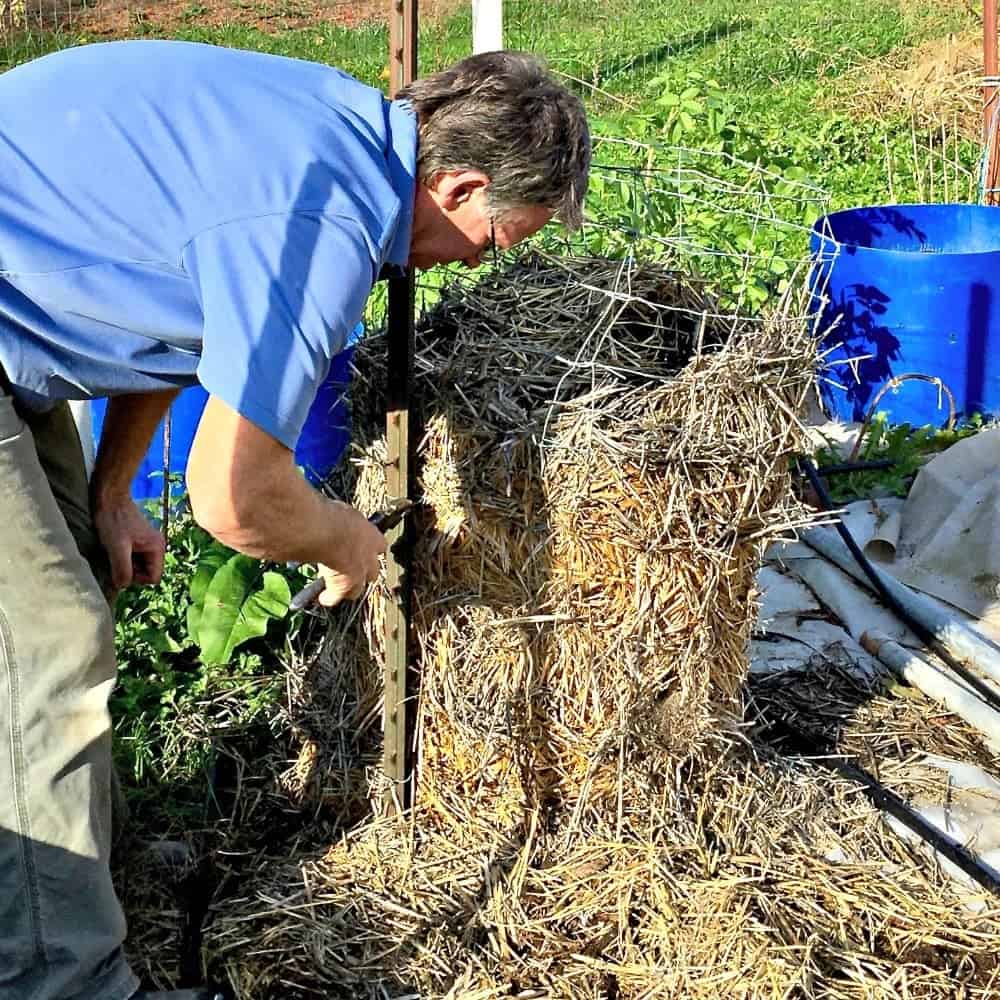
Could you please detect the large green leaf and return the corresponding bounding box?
[195,554,291,666]
[187,542,236,646]
[189,542,235,606]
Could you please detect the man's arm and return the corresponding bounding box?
[90,389,180,590]
[186,394,386,605]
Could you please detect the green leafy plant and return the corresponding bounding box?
[187,546,292,666]
[814,412,984,503]
[647,72,738,150]
[110,510,304,785]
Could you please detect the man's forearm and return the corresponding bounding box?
[90,389,181,509]
[206,453,360,564]
[186,394,385,570]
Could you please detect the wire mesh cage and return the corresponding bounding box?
[399,137,831,336]
[338,137,832,502]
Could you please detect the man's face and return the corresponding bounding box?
[408,171,554,270]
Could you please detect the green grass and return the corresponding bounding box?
[500,0,967,93]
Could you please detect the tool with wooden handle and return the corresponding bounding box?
[289,498,414,611]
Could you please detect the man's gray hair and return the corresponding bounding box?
[398,51,591,230]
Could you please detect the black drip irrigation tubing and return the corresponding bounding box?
[830,755,1000,898]
[814,459,895,476]
[797,456,1000,715]
[770,719,1000,898]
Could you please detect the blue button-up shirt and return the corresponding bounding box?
[0,40,416,449]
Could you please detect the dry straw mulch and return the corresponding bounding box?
[192,254,996,998]
[828,30,984,142]
[1,0,25,32]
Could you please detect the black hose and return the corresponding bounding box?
[798,456,1000,715]
[815,459,895,476]
[765,717,1000,898]
[827,756,1000,898]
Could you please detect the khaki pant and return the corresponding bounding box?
[0,389,138,1000]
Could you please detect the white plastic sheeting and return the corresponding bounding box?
[885,755,1000,913]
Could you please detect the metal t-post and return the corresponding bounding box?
[384,0,418,813]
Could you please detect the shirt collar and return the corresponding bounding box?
[384,98,418,270]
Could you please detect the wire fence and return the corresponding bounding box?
[2,0,100,44]
[3,0,973,95]
[1,0,392,32]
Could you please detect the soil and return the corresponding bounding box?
[19,0,460,38]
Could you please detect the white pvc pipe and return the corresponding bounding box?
[862,630,1000,754]
[472,0,503,53]
[801,525,1000,689]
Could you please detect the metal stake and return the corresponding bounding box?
[985,0,1000,202]
[383,0,418,813]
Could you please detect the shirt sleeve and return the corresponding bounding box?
[182,212,376,450]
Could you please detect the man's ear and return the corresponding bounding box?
[428,169,491,211]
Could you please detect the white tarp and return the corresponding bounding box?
[877,429,1000,630]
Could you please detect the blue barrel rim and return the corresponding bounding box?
[812,202,1000,258]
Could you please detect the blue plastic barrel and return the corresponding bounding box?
[92,323,362,500]
[810,204,1000,425]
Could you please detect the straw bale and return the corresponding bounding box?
[202,253,1000,999]
[207,259,1000,1000]
[395,257,810,827]
[202,253,826,993]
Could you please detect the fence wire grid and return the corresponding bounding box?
[4,0,970,89]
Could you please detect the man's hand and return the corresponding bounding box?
[88,389,179,592]
[93,498,167,591]
[315,501,387,606]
